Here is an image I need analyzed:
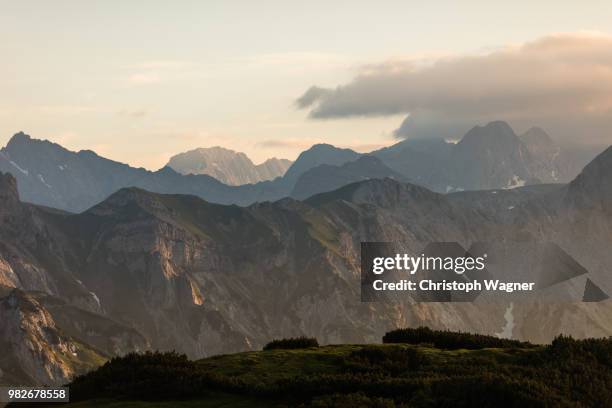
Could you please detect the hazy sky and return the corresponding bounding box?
[1,1,612,169]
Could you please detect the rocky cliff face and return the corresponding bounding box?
[166,147,292,185]
[0,285,148,386]
[0,289,105,385]
[0,174,150,386]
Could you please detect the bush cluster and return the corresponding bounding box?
[69,351,202,401]
[263,336,319,350]
[68,331,612,407]
[343,346,429,375]
[383,326,533,349]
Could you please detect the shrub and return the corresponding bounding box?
[69,351,203,401]
[383,327,533,350]
[310,392,397,407]
[263,336,319,351]
[344,346,429,375]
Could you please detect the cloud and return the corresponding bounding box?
[296,86,333,109]
[297,32,612,144]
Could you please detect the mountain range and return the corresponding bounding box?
[0,121,595,213]
[1,142,611,385]
[166,146,292,185]
[373,121,586,192]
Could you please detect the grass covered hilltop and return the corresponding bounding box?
[62,328,611,407]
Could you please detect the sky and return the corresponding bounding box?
[1,1,612,169]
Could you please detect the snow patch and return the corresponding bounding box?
[9,161,28,175]
[89,292,101,308]
[37,174,52,188]
[445,186,464,193]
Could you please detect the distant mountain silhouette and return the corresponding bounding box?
[283,143,361,186]
[167,146,292,185]
[291,155,407,200]
[0,135,362,212]
[0,123,599,212]
[373,121,592,192]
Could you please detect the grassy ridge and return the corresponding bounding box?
[66,330,612,407]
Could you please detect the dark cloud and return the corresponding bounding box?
[298,33,612,145]
[295,86,332,109]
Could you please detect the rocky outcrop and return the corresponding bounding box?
[0,286,149,386]
[0,289,103,385]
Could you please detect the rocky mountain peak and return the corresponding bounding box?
[87,187,161,215]
[459,121,520,148]
[166,146,291,185]
[283,144,361,184]
[6,131,32,147]
[521,127,554,146]
[447,121,534,190]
